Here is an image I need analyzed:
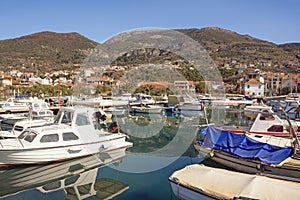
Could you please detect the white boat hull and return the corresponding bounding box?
[0,135,131,166]
[170,181,213,200]
[169,164,300,200]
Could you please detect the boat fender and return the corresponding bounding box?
[172,177,179,184]
[209,150,214,157]
[256,163,265,172]
[256,164,261,170]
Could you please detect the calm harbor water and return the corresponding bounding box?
[0,108,253,200]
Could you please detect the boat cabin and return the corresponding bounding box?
[12,107,109,148]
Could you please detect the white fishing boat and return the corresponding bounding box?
[169,164,300,200]
[0,106,132,166]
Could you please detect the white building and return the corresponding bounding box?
[29,76,53,85]
[244,78,264,98]
[174,81,195,93]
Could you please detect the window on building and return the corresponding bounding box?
[247,85,250,89]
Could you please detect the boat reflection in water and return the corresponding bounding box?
[0,146,130,199]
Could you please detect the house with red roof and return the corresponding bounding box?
[244,78,264,98]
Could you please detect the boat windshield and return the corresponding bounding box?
[18,131,37,142]
[54,110,73,125]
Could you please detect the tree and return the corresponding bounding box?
[96,85,112,95]
[281,86,295,95]
[195,82,208,93]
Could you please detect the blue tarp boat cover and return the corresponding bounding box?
[198,126,293,165]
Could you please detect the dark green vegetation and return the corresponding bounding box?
[5,84,72,98]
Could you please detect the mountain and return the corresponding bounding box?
[177,27,300,71]
[0,31,99,72]
[279,43,300,61]
[0,28,299,75]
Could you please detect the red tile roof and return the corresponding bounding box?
[245,79,262,85]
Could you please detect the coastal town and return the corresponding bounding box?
[0,67,299,100]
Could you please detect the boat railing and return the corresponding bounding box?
[0,137,24,148]
[280,110,300,154]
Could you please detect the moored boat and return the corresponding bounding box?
[279,99,300,120]
[0,98,29,113]
[0,101,56,138]
[169,164,300,200]
[226,109,300,137]
[194,126,300,182]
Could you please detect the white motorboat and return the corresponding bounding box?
[130,93,156,104]
[0,106,132,166]
[26,101,55,121]
[103,106,129,116]
[0,101,55,138]
[0,98,29,113]
[178,101,204,111]
[169,164,300,200]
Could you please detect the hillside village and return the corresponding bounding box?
[0,28,300,99]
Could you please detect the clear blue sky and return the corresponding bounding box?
[0,0,299,44]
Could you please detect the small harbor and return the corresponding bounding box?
[1,94,299,199]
